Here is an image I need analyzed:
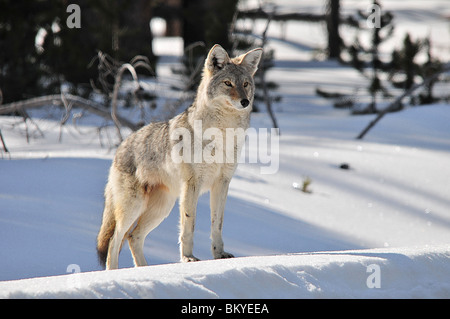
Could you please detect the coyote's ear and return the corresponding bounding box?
[205,44,231,74]
[239,48,263,76]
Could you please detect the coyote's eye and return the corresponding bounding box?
[224,81,233,87]
[243,82,249,88]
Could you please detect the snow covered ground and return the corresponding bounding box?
[1,0,449,299]
[1,246,449,298]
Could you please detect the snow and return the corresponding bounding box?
[1,0,450,299]
[1,245,449,298]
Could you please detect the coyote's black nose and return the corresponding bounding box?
[240,99,250,108]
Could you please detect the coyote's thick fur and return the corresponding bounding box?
[97,44,263,269]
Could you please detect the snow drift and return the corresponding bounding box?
[1,0,450,300]
[1,245,448,298]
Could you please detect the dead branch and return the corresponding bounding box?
[0,94,139,132]
[237,8,359,27]
[111,63,139,141]
[0,129,9,155]
[258,8,279,133]
[58,92,75,142]
[162,42,205,120]
[17,107,45,143]
[0,52,154,146]
[110,60,153,142]
[356,64,450,139]
[88,51,121,99]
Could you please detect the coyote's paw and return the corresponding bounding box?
[181,255,200,263]
[214,251,234,259]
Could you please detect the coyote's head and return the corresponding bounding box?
[202,44,263,111]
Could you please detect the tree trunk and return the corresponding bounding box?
[326,0,341,60]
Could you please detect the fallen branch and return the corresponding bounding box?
[0,94,139,132]
[237,8,359,27]
[356,64,450,139]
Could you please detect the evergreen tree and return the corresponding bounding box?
[44,0,156,98]
[349,0,394,113]
[387,33,445,105]
[0,0,156,103]
[0,0,57,103]
[388,33,422,91]
[317,2,446,112]
[173,0,239,95]
[416,37,444,105]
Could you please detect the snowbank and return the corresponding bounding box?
[1,0,449,300]
[1,245,448,298]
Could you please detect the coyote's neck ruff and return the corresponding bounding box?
[97,44,263,269]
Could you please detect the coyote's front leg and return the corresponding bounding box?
[179,179,200,262]
[210,178,234,259]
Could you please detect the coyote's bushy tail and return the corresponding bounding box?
[96,198,116,268]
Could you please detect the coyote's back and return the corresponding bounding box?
[97,44,263,269]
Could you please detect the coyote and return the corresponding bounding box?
[97,44,263,269]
